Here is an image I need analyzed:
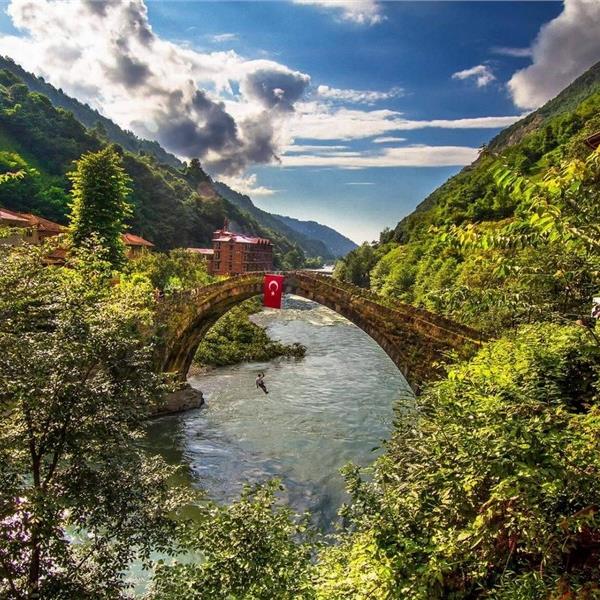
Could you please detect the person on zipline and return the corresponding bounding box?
[256,372,269,394]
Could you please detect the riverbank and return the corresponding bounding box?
[151,383,205,417]
[194,297,306,367]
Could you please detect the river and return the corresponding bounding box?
[146,295,413,530]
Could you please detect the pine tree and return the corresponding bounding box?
[68,146,132,268]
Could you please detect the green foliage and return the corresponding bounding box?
[0,242,184,599]
[149,481,316,600]
[317,323,600,598]
[281,246,306,270]
[365,72,600,332]
[333,242,392,288]
[195,298,306,366]
[68,146,132,268]
[126,248,214,293]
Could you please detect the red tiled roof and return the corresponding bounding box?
[122,233,154,247]
[19,212,66,233]
[212,229,272,245]
[0,207,30,225]
[187,247,214,255]
[0,207,65,232]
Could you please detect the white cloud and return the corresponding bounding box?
[316,84,403,104]
[209,33,238,43]
[0,0,311,175]
[283,144,349,153]
[452,64,496,88]
[508,0,600,110]
[373,136,407,144]
[281,145,479,169]
[288,103,522,141]
[219,173,278,196]
[0,0,525,183]
[491,46,533,58]
[293,0,384,25]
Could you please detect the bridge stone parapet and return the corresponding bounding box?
[154,271,484,393]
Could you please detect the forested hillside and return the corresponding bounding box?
[0,55,353,262]
[0,68,321,264]
[335,59,600,334]
[0,55,183,168]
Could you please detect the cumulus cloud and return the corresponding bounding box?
[281,145,479,169]
[0,0,310,175]
[293,0,384,25]
[316,84,404,104]
[0,0,526,181]
[508,0,600,109]
[452,64,496,88]
[242,67,310,111]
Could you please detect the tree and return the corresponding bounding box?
[126,248,214,293]
[282,247,305,270]
[68,146,132,268]
[0,242,182,598]
[149,481,316,600]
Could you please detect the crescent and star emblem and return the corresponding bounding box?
[268,280,279,296]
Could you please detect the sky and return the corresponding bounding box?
[0,1,598,243]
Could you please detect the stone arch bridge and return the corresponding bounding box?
[154,271,484,393]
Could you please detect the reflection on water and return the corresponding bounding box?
[146,295,413,529]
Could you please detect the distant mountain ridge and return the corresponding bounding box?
[272,214,357,258]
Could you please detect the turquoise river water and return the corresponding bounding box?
[145,295,413,530]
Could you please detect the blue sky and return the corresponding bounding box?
[1,1,598,243]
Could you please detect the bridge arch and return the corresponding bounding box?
[155,272,483,393]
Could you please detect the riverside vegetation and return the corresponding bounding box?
[2,62,600,598]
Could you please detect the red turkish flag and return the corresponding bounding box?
[263,274,284,309]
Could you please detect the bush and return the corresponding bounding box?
[316,323,600,598]
[195,298,306,367]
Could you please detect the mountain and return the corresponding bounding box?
[384,59,600,245]
[0,56,353,261]
[334,60,600,332]
[0,67,313,265]
[272,214,357,258]
[0,56,182,169]
[213,182,341,260]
